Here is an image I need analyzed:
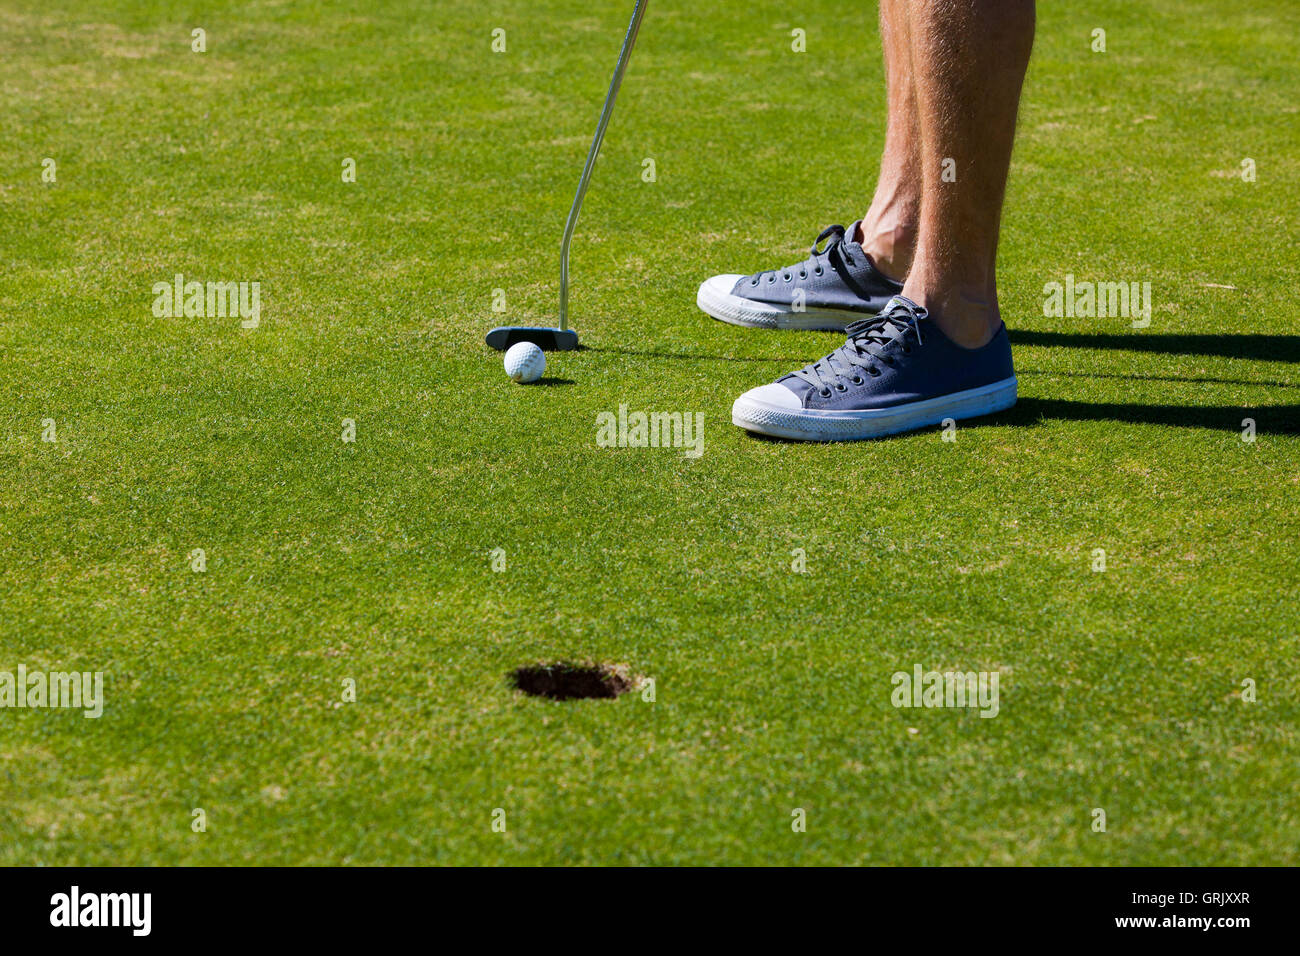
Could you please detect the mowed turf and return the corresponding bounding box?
[1,0,1297,865]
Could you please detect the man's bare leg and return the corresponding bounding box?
[901,0,1035,348]
[857,0,921,283]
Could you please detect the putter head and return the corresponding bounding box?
[485,326,580,351]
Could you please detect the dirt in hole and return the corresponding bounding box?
[510,662,634,701]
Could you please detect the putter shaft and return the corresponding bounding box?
[559,0,648,332]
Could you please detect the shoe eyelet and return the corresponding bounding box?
[819,388,832,398]
[868,367,882,376]
[799,271,806,279]
[850,375,864,385]
[751,278,759,286]
[814,267,823,276]
[783,273,792,282]
[768,275,776,283]
[834,383,847,391]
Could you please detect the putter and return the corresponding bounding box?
[486,0,649,352]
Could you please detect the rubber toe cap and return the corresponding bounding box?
[735,381,803,411]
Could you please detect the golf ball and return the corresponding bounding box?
[504,342,546,384]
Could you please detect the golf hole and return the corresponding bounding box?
[511,662,634,701]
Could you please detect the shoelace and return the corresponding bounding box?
[751,224,858,286]
[790,298,928,395]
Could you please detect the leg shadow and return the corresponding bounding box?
[981,398,1300,434]
[1009,331,1300,364]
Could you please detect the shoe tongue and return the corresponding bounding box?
[846,295,926,343]
[844,220,866,251]
[880,294,924,317]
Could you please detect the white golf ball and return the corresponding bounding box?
[504,342,546,384]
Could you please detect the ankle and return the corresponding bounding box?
[855,219,914,283]
[900,279,1001,349]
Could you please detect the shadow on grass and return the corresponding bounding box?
[1019,368,1300,390]
[1010,331,1300,363]
[978,399,1300,434]
[592,333,1300,367]
[534,377,575,386]
[584,345,816,364]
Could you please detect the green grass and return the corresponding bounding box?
[1,0,1298,865]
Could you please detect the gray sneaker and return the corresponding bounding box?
[731,296,1018,441]
[697,221,904,331]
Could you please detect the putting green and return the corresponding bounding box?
[1,0,1297,865]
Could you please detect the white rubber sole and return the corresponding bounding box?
[697,274,860,331]
[732,377,1018,441]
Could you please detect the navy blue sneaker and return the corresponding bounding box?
[698,221,903,331]
[731,296,1017,441]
